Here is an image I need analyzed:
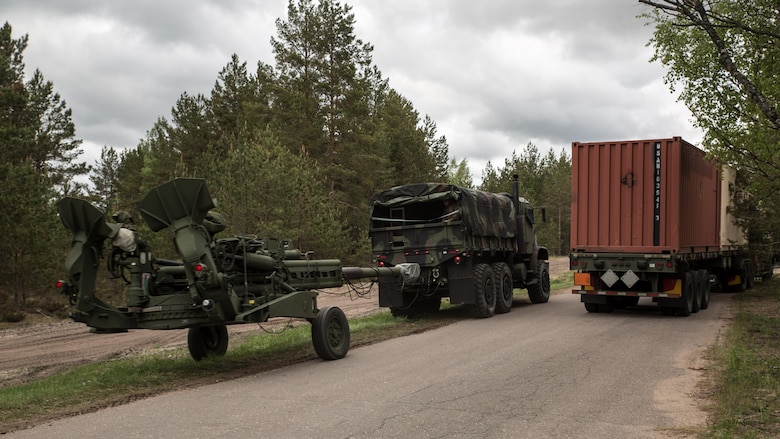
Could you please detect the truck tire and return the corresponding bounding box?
[691,270,703,314]
[584,302,600,313]
[612,296,639,309]
[471,263,496,318]
[492,262,513,314]
[678,272,694,317]
[698,269,710,310]
[528,260,551,304]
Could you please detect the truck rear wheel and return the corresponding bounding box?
[492,262,513,314]
[698,270,710,310]
[528,260,551,304]
[584,302,600,313]
[678,272,694,317]
[691,270,703,314]
[471,263,496,318]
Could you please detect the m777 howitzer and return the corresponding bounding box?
[56,178,419,361]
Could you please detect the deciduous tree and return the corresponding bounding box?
[641,0,780,255]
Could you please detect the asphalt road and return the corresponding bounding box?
[11,290,731,439]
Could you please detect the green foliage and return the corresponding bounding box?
[703,280,780,438]
[93,0,449,265]
[447,157,474,188]
[729,169,780,264]
[0,22,86,308]
[88,146,120,213]
[642,0,780,257]
[203,129,354,259]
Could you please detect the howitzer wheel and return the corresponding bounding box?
[187,324,229,361]
[311,306,350,360]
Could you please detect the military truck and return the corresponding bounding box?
[368,178,550,318]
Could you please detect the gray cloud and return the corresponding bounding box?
[2,0,698,182]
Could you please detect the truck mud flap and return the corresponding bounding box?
[378,277,404,308]
[448,260,474,304]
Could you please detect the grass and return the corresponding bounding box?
[699,277,780,438]
[0,270,572,433]
[550,270,573,291]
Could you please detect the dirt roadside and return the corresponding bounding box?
[0,257,571,388]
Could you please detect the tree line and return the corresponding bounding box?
[0,1,572,315]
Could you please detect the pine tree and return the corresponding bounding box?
[424,115,450,182]
[0,22,86,307]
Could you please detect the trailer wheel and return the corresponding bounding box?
[528,260,551,304]
[312,306,350,360]
[187,324,229,361]
[492,262,513,314]
[691,270,702,314]
[471,263,496,318]
[598,303,614,313]
[678,272,694,317]
[612,296,639,309]
[584,303,600,313]
[698,270,710,310]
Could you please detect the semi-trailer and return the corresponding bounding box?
[569,137,754,316]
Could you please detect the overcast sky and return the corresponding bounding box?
[3,0,701,184]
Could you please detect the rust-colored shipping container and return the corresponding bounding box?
[570,137,755,315]
[570,136,722,254]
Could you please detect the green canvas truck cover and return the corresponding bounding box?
[369,183,516,239]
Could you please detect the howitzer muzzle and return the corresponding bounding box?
[342,263,420,283]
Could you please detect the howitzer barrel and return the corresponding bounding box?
[342,263,420,283]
